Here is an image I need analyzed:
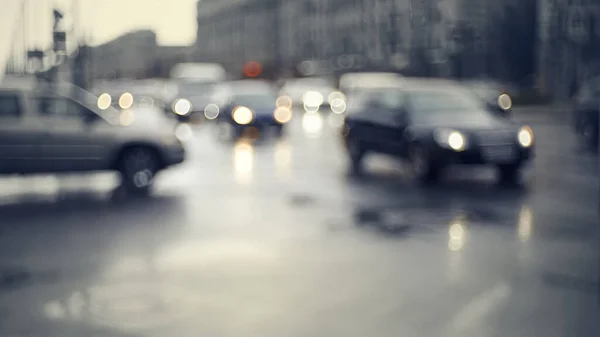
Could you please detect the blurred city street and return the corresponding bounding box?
[0,106,598,337]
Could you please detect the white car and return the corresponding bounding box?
[0,81,185,195]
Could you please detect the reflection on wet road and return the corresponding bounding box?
[0,108,598,337]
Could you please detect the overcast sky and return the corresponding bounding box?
[1,0,198,70]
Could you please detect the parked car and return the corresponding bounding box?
[342,78,534,183]
[0,81,185,195]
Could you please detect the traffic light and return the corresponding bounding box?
[243,61,262,78]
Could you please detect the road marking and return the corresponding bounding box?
[450,283,511,332]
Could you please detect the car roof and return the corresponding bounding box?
[340,73,404,89]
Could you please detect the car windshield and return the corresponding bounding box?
[408,89,491,122]
[232,93,277,109]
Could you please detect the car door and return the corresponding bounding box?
[35,95,114,172]
[365,91,409,155]
[346,101,388,153]
[0,91,48,174]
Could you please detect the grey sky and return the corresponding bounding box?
[1,0,197,69]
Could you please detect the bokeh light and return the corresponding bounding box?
[274,107,292,124]
[119,109,135,126]
[97,93,112,110]
[118,93,134,109]
[302,112,324,138]
[204,103,220,120]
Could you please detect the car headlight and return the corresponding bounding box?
[518,126,533,147]
[434,129,466,151]
[498,94,512,110]
[302,91,324,107]
[328,91,346,104]
[274,107,292,124]
[172,98,192,116]
[276,96,293,109]
[232,106,254,125]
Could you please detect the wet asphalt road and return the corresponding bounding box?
[0,107,598,337]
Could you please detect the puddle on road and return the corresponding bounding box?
[0,266,32,292]
[0,266,59,292]
[350,202,522,238]
[352,207,444,237]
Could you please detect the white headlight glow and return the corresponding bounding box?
[172,99,192,116]
[434,129,466,151]
[233,106,254,125]
[448,131,466,151]
[518,126,533,147]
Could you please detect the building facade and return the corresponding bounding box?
[537,0,600,99]
[194,0,537,79]
[194,0,600,100]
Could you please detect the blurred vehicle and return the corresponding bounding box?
[279,77,344,113]
[339,72,404,100]
[169,80,223,122]
[0,81,185,195]
[343,79,534,182]
[168,63,228,122]
[462,80,513,116]
[216,80,290,137]
[572,77,600,150]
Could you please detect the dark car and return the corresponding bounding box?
[343,79,535,182]
[462,80,513,116]
[216,81,292,137]
[572,78,600,150]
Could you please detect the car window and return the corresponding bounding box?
[407,90,495,123]
[354,89,403,109]
[37,97,87,118]
[0,94,21,118]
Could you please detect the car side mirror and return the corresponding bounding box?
[485,101,509,116]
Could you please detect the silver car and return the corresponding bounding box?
[0,81,185,195]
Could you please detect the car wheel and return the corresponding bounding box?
[347,136,365,175]
[409,145,437,182]
[578,121,598,150]
[119,147,160,196]
[496,163,521,184]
